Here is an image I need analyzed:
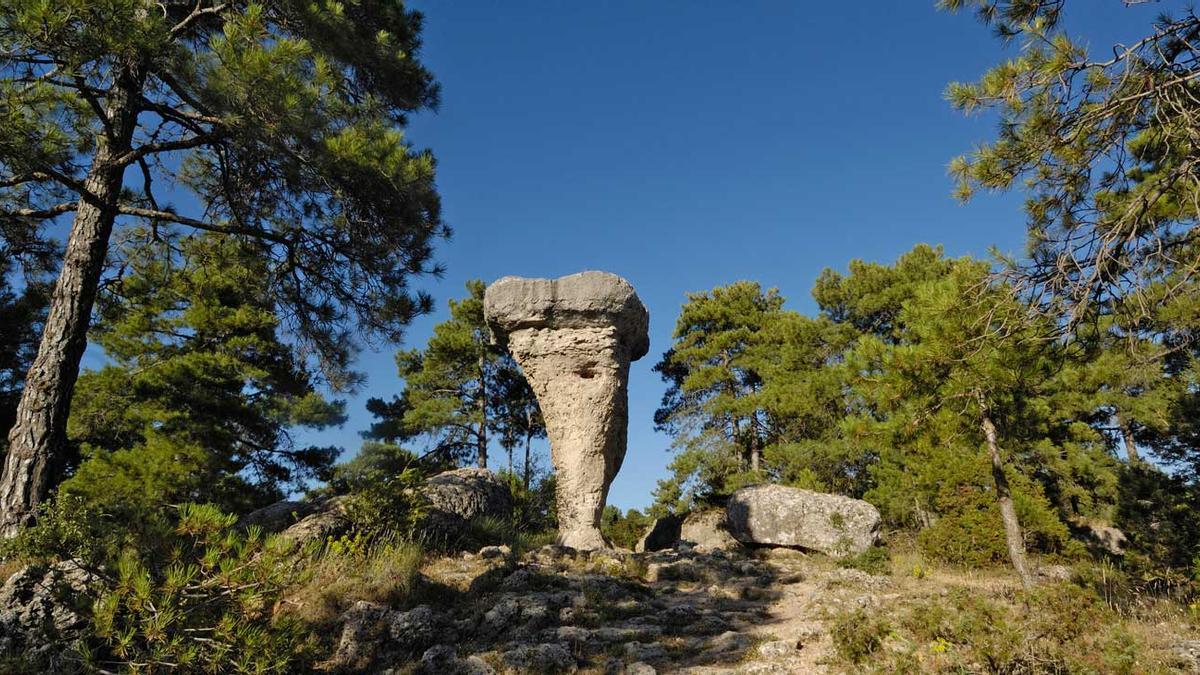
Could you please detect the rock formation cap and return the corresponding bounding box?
[484,271,650,360]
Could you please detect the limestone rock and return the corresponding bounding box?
[329,600,390,669]
[0,560,98,666]
[388,605,440,653]
[424,467,514,531]
[679,510,741,552]
[726,484,880,557]
[498,642,577,674]
[635,515,682,553]
[485,271,649,550]
[238,499,325,533]
[278,495,351,545]
[419,645,497,675]
[1083,523,1128,556]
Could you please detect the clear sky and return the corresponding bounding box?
[272,1,1155,510]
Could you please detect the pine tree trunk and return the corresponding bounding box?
[981,412,1033,591]
[749,415,761,473]
[1117,412,1140,464]
[476,353,487,469]
[0,62,143,537]
[523,426,532,490]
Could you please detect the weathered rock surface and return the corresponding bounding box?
[0,560,99,666]
[424,467,514,531]
[726,484,880,557]
[485,271,649,550]
[680,509,741,552]
[278,495,352,545]
[252,468,513,549]
[238,499,325,533]
[635,515,682,553]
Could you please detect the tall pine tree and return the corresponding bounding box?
[0,0,444,534]
[61,231,345,515]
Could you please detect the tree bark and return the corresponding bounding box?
[476,352,488,469]
[981,412,1034,592]
[1117,412,1140,464]
[520,429,530,487]
[0,62,144,538]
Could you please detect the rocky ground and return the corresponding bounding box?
[323,543,910,674]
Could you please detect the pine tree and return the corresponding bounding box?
[0,257,49,452]
[653,281,784,507]
[375,280,542,469]
[59,231,345,515]
[0,0,444,534]
[845,252,1114,589]
[942,1,1200,323]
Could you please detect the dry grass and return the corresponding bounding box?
[277,539,424,627]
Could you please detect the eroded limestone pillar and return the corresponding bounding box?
[484,271,649,550]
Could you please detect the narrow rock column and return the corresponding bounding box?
[484,272,648,550]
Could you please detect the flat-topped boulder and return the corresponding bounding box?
[484,271,650,360]
[484,271,649,550]
[726,484,880,557]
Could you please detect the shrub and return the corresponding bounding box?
[90,504,310,673]
[883,584,1147,673]
[838,546,891,576]
[601,506,652,550]
[831,607,890,664]
[340,466,430,545]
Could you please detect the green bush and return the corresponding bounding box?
[601,506,652,550]
[838,546,891,575]
[885,584,1145,673]
[89,504,310,672]
[831,607,890,664]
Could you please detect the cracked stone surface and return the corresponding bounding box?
[485,271,649,550]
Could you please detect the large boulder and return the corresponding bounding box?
[726,484,880,557]
[634,515,682,553]
[240,499,328,533]
[0,560,99,666]
[485,272,649,550]
[423,467,514,526]
[279,496,353,545]
[249,468,514,549]
[679,510,741,552]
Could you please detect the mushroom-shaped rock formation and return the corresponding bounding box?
[484,271,649,550]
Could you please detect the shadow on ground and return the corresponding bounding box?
[325,545,792,674]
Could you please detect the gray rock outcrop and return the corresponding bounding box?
[679,510,741,552]
[726,484,881,557]
[484,271,649,550]
[0,560,99,666]
[635,515,683,553]
[424,467,514,528]
[248,468,513,549]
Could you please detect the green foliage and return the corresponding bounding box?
[880,584,1145,673]
[89,504,308,673]
[0,495,135,570]
[838,546,891,576]
[500,469,557,536]
[601,506,652,551]
[0,0,447,382]
[61,234,345,516]
[4,500,313,672]
[942,2,1200,334]
[652,245,1160,575]
[831,607,890,664]
[339,465,429,547]
[370,280,544,470]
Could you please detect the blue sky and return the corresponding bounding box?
[102,1,1158,510]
